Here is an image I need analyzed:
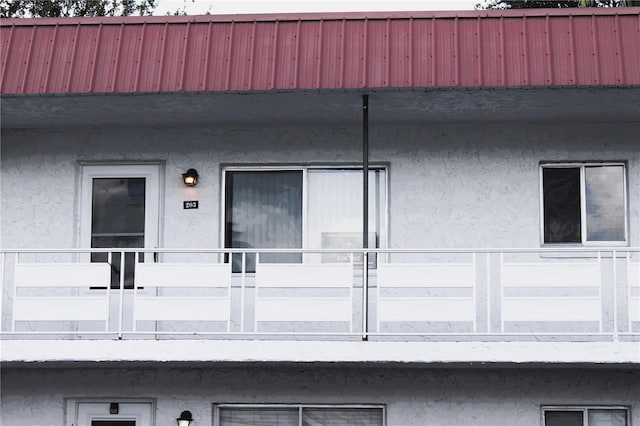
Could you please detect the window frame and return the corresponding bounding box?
[541,405,630,426]
[539,162,628,246]
[213,403,386,426]
[220,164,389,255]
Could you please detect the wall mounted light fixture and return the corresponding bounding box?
[182,169,199,186]
[177,410,194,426]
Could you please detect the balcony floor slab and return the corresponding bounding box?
[1,340,638,367]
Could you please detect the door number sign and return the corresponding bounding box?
[183,200,199,209]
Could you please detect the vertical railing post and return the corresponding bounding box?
[472,251,477,333]
[0,252,5,332]
[117,250,125,339]
[598,251,603,334]
[486,251,491,334]
[106,251,112,333]
[133,252,139,334]
[499,251,504,334]
[253,252,258,334]
[12,252,18,332]
[612,250,618,342]
[627,252,632,333]
[362,250,368,341]
[240,251,246,333]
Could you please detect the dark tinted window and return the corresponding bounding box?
[543,167,581,243]
[545,410,583,426]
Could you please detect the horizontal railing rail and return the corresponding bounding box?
[1,248,638,341]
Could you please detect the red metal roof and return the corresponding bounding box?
[1,9,639,94]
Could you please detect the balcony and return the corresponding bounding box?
[1,247,638,342]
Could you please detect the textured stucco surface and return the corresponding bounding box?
[1,366,639,426]
[1,114,639,426]
[1,119,639,349]
[2,120,639,250]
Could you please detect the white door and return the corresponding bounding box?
[75,402,153,426]
[80,164,161,332]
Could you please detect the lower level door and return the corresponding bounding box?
[75,402,152,426]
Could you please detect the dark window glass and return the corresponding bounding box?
[225,171,303,272]
[543,167,581,243]
[545,410,583,426]
[92,422,136,426]
[90,178,145,289]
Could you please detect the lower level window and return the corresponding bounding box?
[217,405,384,426]
[543,407,628,426]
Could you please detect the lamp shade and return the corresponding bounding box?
[182,169,199,186]
[177,410,193,426]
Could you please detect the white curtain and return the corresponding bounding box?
[307,169,386,262]
[588,410,627,426]
[302,408,383,426]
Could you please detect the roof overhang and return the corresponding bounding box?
[2,86,639,130]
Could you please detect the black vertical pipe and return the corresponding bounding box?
[362,94,369,341]
[363,94,369,249]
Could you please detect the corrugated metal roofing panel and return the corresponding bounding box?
[572,16,596,85]
[502,18,525,86]
[595,16,616,84]
[387,19,409,87]
[411,19,431,87]
[2,8,639,95]
[620,16,640,85]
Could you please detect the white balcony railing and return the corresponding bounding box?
[1,248,638,341]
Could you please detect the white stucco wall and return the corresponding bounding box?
[2,120,639,250]
[1,366,639,426]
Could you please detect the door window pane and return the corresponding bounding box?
[543,167,581,243]
[91,178,145,235]
[90,178,146,288]
[302,408,384,426]
[225,171,303,272]
[219,407,298,426]
[585,166,625,241]
[544,410,583,426]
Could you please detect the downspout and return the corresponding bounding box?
[362,94,369,341]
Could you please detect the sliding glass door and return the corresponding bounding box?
[224,167,386,271]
